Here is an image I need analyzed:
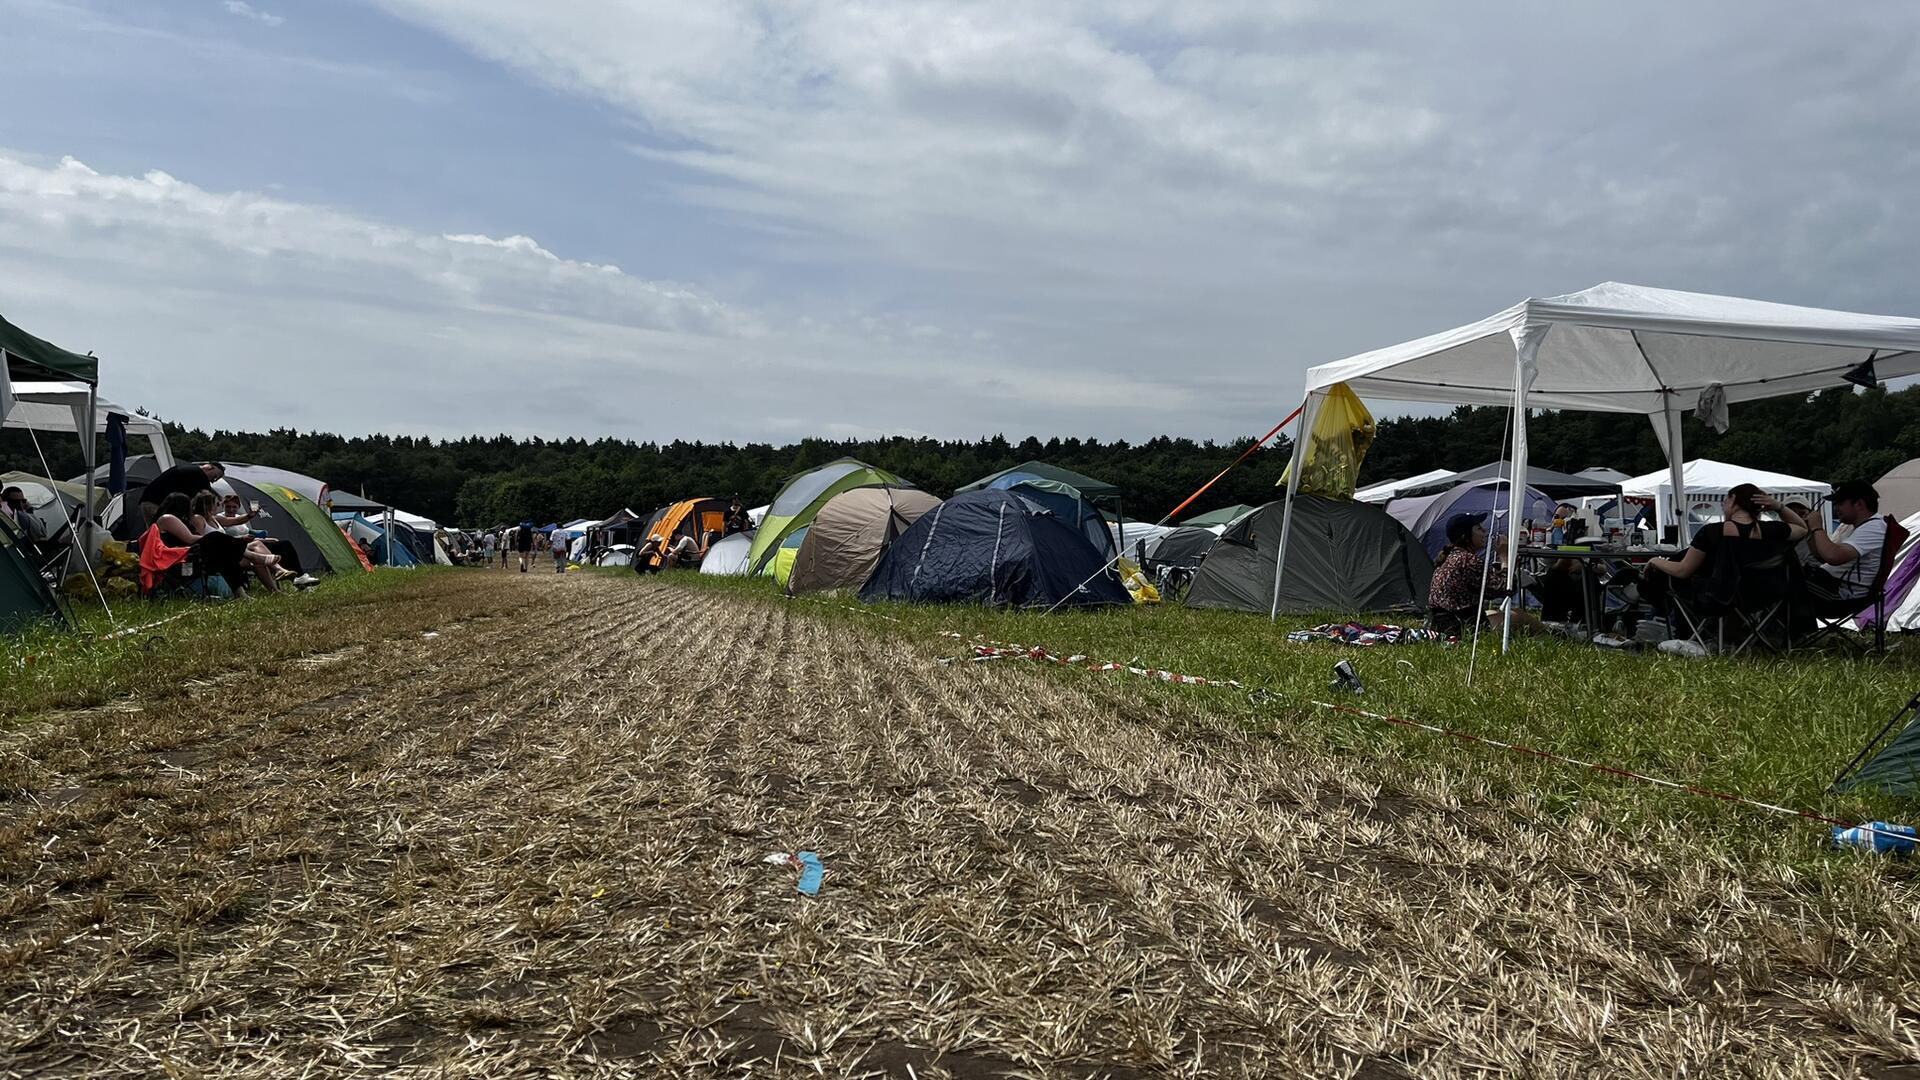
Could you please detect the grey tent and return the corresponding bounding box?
[1149,526,1219,570]
[1186,495,1432,615]
[787,486,941,595]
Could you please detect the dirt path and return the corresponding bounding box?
[2,572,1916,1077]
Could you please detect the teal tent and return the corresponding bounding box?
[1833,694,1920,797]
[0,538,63,633]
[955,461,1119,499]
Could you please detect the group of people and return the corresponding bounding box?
[479,524,560,574]
[138,462,319,598]
[1427,480,1888,641]
[633,497,752,575]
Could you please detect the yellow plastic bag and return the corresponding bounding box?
[1118,558,1161,605]
[1281,383,1375,499]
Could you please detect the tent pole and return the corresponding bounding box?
[81,386,98,559]
[1270,394,1317,621]
[1664,402,1688,546]
[1501,323,1549,654]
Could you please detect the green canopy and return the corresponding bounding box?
[955,461,1120,500]
[1182,504,1257,527]
[0,314,98,385]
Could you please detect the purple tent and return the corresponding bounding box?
[1388,479,1558,561]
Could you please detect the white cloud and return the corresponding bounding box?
[223,1,285,28]
[0,153,1185,440]
[366,0,1920,371]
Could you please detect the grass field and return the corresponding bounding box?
[3,567,1918,1076]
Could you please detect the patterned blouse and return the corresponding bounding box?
[1428,547,1487,613]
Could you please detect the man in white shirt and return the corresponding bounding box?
[1801,481,1887,606]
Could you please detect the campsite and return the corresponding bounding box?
[10,284,1920,1074]
[9,4,1920,1073]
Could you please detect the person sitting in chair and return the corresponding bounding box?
[1642,484,1806,613]
[1798,481,1887,609]
[1427,514,1541,638]
[0,486,45,544]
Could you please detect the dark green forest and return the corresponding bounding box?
[2,385,1909,525]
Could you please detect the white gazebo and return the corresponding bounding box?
[5,381,175,554]
[1355,468,1458,504]
[1275,282,1920,647]
[1618,459,1831,534]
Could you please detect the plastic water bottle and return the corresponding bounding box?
[1832,822,1919,855]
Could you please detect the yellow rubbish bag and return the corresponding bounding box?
[1118,558,1161,605]
[1280,383,1375,499]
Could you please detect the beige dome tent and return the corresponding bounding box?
[787,486,941,595]
[1876,459,1920,525]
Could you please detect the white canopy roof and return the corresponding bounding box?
[1305,282,1920,414]
[1619,459,1831,501]
[1355,468,1457,504]
[4,380,174,467]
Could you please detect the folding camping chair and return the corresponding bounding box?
[1667,547,1794,658]
[1796,515,1909,653]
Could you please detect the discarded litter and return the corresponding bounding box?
[1330,660,1366,695]
[763,850,827,895]
[422,631,440,639]
[1832,821,1918,856]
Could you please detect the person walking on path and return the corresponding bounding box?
[481,530,497,568]
[552,533,569,574]
[516,521,535,572]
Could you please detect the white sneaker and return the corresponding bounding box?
[292,573,319,588]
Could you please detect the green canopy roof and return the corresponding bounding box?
[954,460,1120,500]
[0,314,98,385]
[1182,504,1257,527]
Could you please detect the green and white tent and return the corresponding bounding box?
[746,458,907,575]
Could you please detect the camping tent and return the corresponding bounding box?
[8,381,174,556]
[748,459,908,574]
[1,471,108,555]
[222,464,330,510]
[1399,462,1623,500]
[335,513,419,566]
[699,530,755,576]
[1576,466,1633,485]
[1187,495,1431,615]
[1388,480,1558,561]
[1876,460,1920,525]
[639,498,732,570]
[0,538,63,632]
[1109,520,1179,560]
[1618,459,1831,535]
[248,481,363,575]
[958,461,1119,559]
[1280,282,1920,641]
[1150,526,1220,571]
[788,487,941,594]
[770,527,809,589]
[1355,469,1458,504]
[860,489,1130,609]
[1181,504,1258,527]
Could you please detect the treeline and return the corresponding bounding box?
[1,385,1908,525]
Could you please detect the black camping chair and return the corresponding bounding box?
[1669,548,1793,658]
[1794,515,1908,654]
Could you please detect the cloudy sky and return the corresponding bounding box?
[2,0,1916,442]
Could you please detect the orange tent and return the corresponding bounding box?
[638,498,731,570]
